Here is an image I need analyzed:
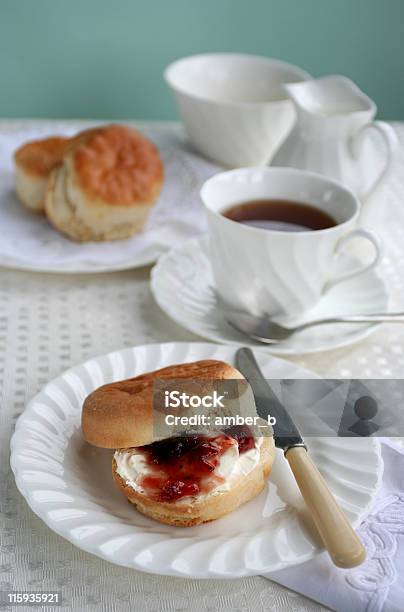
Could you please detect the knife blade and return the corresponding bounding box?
[235,346,305,453]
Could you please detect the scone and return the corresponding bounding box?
[14,136,70,213]
[45,124,164,242]
[82,360,275,527]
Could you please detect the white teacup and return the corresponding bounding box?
[201,167,381,319]
[164,53,310,168]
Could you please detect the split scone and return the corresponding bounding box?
[14,136,70,213]
[82,360,275,527]
[45,124,164,242]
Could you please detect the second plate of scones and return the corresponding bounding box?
[0,122,219,271]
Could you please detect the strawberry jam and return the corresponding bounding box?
[224,425,255,454]
[138,426,255,503]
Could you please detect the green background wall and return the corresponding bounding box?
[1,0,403,120]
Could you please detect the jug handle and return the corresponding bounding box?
[349,121,398,202]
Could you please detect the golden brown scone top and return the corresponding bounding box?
[14,136,70,177]
[71,124,164,205]
[82,360,244,449]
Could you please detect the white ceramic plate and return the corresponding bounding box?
[11,342,382,578]
[0,124,219,273]
[151,237,389,355]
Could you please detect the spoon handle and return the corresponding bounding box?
[286,446,366,568]
[300,312,404,329]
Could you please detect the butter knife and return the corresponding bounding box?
[236,347,366,569]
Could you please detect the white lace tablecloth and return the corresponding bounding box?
[1,120,404,612]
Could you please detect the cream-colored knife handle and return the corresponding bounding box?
[285,446,366,568]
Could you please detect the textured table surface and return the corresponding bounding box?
[1,120,404,612]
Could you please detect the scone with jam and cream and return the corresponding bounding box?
[82,360,275,526]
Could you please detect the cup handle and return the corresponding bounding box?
[350,121,398,201]
[324,229,382,293]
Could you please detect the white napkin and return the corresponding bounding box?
[264,439,404,612]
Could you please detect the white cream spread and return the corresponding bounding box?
[114,436,262,504]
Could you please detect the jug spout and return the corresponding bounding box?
[284,75,376,118]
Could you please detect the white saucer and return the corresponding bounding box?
[11,342,382,578]
[151,237,389,355]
